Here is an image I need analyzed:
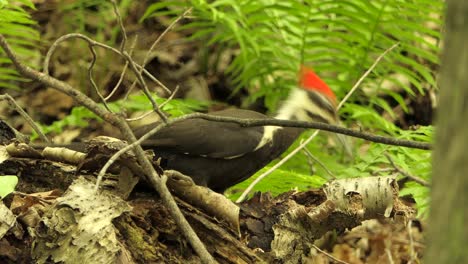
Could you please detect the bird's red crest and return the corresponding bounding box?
[299,65,336,102]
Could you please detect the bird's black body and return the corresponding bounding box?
[135,109,303,192]
[133,66,348,193]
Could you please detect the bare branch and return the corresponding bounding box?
[42,33,168,93]
[236,131,320,203]
[41,33,170,120]
[337,42,400,110]
[301,144,336,179]
[105,36,138,101]
[191,114,431,148]
[1,34,114,125]
[130,7,193,122]
[87,43,111,111]
[0,94,49,143]
[110,0,127,51]
[384,153,430,186]
[159,85,180,109]
[120,50,168,122]
[126,85,180,122]
[142,8,193,68]
[0,34,215,264]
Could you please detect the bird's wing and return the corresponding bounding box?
[134,109,274,158]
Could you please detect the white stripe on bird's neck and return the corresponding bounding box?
[275,88,307,120]
[254,88,337,151]
[254,88,307,151]
[276,88,336,123]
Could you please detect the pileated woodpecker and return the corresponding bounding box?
[135,66,349,193]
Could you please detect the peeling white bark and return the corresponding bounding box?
[32,177,131,264]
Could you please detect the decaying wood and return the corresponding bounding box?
[165,170,241,234]
[31,177,131,264]
[0,141,414,263]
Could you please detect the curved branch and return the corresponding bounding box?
[0,34,115,125]
[41,33,168,122]
[191,114,431,150]
[0,34,215,264]
[0,94,50,142]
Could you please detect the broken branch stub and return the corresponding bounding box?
[323,176,397,218]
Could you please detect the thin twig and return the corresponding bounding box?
[337,42,400,109]
[236,43,401,202]
[236,130,319,202]
[123,67,172,99]
[0,94,50,142]
[95,135,155,191]
[42,33,171,93]
[105,36,137,101]
[142,8,193,68]
[371,167,395,176]
[301,144,336,179]
[130,8,192,121]
[87,44,111,111]
[120,50,168,122]
[110,0,127,51]
[126,85,180,122]
[1,36,114,124]
[159,85,180,108]
[384,153,430,186]
[125,108,156,122]
[312,245,350,264]
[385,248,395,264]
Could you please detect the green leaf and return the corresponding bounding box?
[400,182,430,218]
[0,0,39,89]
[0,0,7,9]
[226,166,327,201]
[0,176,18,199]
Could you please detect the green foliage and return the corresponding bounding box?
[0,175,18,199]
[144,0,442,112]
[227,125,432,214]
[226,165,327,201]
[32,94,211,140]
[0,0,39,90]
[400,182,429,218]
[342,103,399,134]
[119,93,211,117]
[226,130,346,199]
[35,106,100,137]
[145,0,439,214]
[338,125,432,217]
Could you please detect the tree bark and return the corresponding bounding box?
[426,1,468,263]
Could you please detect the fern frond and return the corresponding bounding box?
[0,0,39,90]
[144,0,442,118]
